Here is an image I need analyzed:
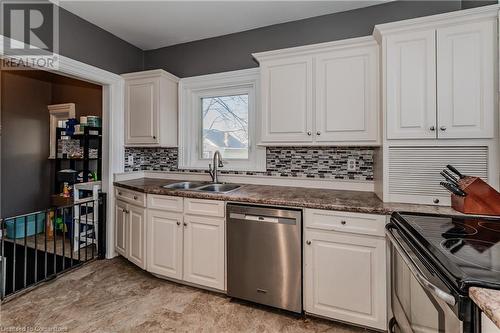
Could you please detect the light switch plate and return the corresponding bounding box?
[127,155,134,166]
[347,158,357,172]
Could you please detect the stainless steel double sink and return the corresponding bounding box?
[163,181,241,193]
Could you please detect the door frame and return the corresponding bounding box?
[0,36,125,259]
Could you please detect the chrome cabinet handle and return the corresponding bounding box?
[386,226,456,306]
[429,126,435,131]
[316,131,321,136]
[306,240,311,245]
[307,131,312,136]
[440,126,447,131]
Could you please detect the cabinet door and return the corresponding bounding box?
[128,204,146,269]
[147,210,183,280]
[183,215,225,291]
[437,20,496,139]
[114,200,128,257]
[315,45,379,142]
[125,77,159,145]
[260,56,313,143]
[304,230,387,330]
[386,30,437,139]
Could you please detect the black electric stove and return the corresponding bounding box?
[391,212,500,293]
[388,212,500,332]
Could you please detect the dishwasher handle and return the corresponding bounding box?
[229,213,297,225]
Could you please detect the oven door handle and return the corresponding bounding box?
[386,226,456,306]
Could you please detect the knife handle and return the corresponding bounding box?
[442,169,459,183]
[440,171,459,186]
[440,182,467,197]
[446,165,465,179]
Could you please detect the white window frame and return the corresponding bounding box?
[178,68,266,172]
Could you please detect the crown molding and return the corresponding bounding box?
[121,68,179,82]
[373,4,499,41]
[252,35,377,63]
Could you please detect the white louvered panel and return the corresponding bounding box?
[388,146,488,203]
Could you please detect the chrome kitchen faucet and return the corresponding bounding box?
[208,150,224,183]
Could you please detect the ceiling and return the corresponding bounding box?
[57,1,390,50]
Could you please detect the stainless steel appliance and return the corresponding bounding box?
[387,213,500,333]
[227,204,302,313]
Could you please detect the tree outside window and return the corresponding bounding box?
[201,94,249,160]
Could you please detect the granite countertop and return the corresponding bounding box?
[470,287,500,329]
[113,177,461,215]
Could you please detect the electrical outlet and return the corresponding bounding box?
[347,158,357,172]
[127,155,134,166]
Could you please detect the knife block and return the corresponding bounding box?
[451,176,500,216]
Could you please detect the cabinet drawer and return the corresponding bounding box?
[148,195,183,212]
[115,187,146,207]
[184,198,225,217]
[305,209,386,237]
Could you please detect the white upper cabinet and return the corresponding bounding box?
[254,36,380,146]
[437,20,495,139]
[125,76,158,144]
[260,56,313,143]
[315,44,379,142]
[377,9,497,140]
[386,30,437,139]
[123,69,179,147]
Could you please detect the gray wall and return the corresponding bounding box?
[144,0,494,77]
[58,7,143,74]
[0,1,143,74]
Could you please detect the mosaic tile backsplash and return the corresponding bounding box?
[124,147,374,181]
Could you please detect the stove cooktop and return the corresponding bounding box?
[393,213,500,292]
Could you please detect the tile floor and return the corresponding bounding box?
[0,257,376,333]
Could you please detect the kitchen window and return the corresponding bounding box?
[178,68,265,171]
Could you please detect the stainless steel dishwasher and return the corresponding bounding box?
[227,204,302,313]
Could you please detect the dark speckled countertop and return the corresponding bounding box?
[114,178,461,216]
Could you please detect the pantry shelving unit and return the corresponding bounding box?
[54,126,102,194]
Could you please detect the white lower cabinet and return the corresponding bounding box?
[114,197,147,270]
[144,194,226,291]
[183,214,225,290]
[116,188,389,327]
[128,204,147,268]
[304,209,387,330]
[114,199,128,257]
[147,209,183,280]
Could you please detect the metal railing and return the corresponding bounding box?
[0,193,106,301]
